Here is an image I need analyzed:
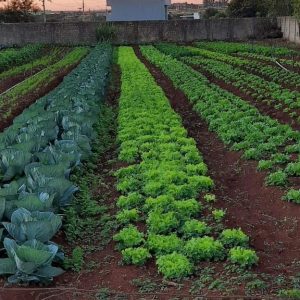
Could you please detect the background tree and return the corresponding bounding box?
[0,0,40,22]
[227,0,269,17]
[39,0,51,23]
[293,0,300,18]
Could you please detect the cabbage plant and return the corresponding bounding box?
[0,238,64,284]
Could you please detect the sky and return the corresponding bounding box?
[46,0,202,12]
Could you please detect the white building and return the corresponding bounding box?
[107,0,171,22]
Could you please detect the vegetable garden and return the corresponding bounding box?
[0,41,300,299]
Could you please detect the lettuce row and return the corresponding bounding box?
[115,46,256,280]
[140,45,300,199]
[0,44,112,284]
[0,44,44,73]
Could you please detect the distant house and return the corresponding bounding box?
[106,0,171,21]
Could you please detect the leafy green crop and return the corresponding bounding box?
[0,44,44,72]
[0,44,113,284]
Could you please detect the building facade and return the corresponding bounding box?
[107,0,171,21]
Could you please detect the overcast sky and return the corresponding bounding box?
[46,0,202,11]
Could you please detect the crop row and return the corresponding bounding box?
[0,47,68,82]
[0,44,112,284]
[195,41,297,57]
[114,46,257,280]
[0,47,89,124]
[236,52,300,70]
[181,54,300,115]
[140,45,300,204]
[158,43,300,115]
[0,44,44,73]
[192,45,300,89]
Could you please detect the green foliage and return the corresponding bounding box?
[116,209,140,224]
[283,189,300,204]
[172,199,202,220]
[0,44,43,72]
[147,233,183,255]
[156,252,193,279]
[212,209,226,222]
[182,220,211,239]
[63,246,84,272]
[203,193,216,203]
[0,238,64,284]
[229,247,259,268]
[227,0,269,18]
[278,289,300,299]
[0,44,113,284]
[117,193,144,210]
[286,162,300,176]
[146,210,179,234]
[121,247,151,266]
[184,237,225,262]
[257,160,274,171]
[96,24,117,43]
[113,225,144,249]
[266,171,288,186]
[220,228,249,248]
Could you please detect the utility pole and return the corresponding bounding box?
[82,0,85,14]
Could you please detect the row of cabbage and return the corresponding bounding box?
[158,43,300,115]
[0,44,44,73]
[0,44,112,284]
[140,45,300,204]
[196,41,297,57]
[114,46,258,280]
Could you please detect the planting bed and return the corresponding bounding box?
[1,41,300,299]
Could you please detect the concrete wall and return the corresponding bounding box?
[107,0,170,21]
[0,18,277,46]
[278,16,300,44]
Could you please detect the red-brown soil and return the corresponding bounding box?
[134,45,300,284]
[2,48,300,299]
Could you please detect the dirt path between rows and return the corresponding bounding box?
[134,46,300,278]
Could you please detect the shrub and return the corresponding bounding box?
[146,210,179,234]
[182,220,211,238]
[220,228,249,248]
[113,225,144,249]
[283,189,300,204]
[156,252,193,280]
[96,24,116,42]
[278,289,300,299]
[147,233,183,255]
[117,193,144,209]
[266,171,288,186]
[121,247,151,266]
[184,236,225,262]
[229,247,259,268]
[116,209,140,224]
